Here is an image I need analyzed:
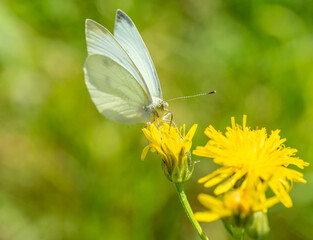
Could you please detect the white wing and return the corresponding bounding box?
[85,19,152,102]
[84,54,154,124]
[114,9,162,99]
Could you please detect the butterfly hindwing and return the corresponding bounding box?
[84,54,154,124]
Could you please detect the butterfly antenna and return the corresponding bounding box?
[166,91,216,102]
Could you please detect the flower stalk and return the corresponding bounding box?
[175,182,208,240]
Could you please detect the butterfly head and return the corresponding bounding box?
[156,101,169,111]
[152,97,169,119]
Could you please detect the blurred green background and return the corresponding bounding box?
[0,0,313,239]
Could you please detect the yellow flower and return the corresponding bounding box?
[195,189,278,222]
[193,115,309,208]
[196,190,273,239]
[142,123,197,182]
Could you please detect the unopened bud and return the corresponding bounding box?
[246,211,270,239]
[162,150,194,183]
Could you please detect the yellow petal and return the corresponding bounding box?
[198,193,224,209]
[141,145,151,160]
[185,124,198,140]
[198,167,232,184]
[214,169,247,195]
[194,211,223,222]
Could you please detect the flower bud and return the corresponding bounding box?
[142,123,197,183]
[161,150,194,183]
[246,211,270,239]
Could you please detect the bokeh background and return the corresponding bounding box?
[1,0,313,239]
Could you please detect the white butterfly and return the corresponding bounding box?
[84,9,169,124]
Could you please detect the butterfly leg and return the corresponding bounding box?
[162,112,176,134]
[169,111,174,129]
[163,118,176,128]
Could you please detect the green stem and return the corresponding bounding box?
[175,183,209,240]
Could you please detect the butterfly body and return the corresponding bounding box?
[84,10,168,124]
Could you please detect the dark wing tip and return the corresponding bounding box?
[115,9,133,26]
[116,9,124,15]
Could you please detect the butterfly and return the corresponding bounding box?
[84,9,169,124]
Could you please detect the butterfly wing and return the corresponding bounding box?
[85,19,152,102]
[84,54,154,124]
[114,9,162,99]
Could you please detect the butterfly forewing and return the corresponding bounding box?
[84,54,154,124]
[114,10,162,99]
[85,19,151,102]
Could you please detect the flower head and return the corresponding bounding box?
[193,115,309,208]
[196,189,274,239]
[142,123,197,182]
[195,189,278,223]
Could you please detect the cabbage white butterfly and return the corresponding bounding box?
[84,9,169,124]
